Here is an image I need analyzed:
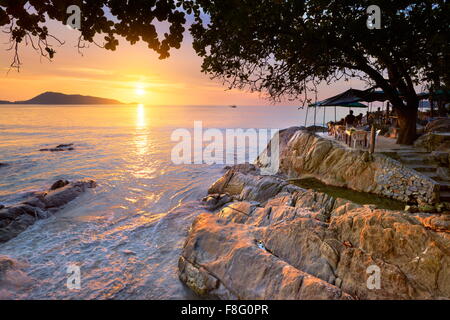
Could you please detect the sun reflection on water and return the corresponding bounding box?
[134,104,148,156]
[136,104,146,129]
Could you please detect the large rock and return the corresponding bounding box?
[40,180,96,208]
[179,214,352,300]
[0,255,32,298]
[39,143,75,152]
[0,180,96,243]
[279,130,439,204]
[208,164,291,203]
[179,168,450,300]
[425,118,450,133]
[415,132,450,153]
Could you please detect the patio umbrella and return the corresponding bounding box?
[314,88,388,107]
[308,101,368,122]
[417,89,450,101]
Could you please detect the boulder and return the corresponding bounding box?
[306,125,327,133]
[425,118,450,133]
[0,179,96,243]
[179,168,450,300]
[202,194,232,211]
[279,130,438,205]
[415,132,450,153]
[256,126,303,170]
[0,255,32,298]
[0,256,15,282]
[39,143,75,152]
[179,214,352,300]
[50,179,70,190]
[42,180,96,208]
[208,164,290,203]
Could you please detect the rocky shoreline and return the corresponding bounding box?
[178,128,450,300]
[262,129,439,205]
[0,179,96,243]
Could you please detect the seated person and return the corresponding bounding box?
[344,111,356,127]
[327,121,335,135]
[373,107,383,123]
[335,118,345,125]
[355,113,364,125]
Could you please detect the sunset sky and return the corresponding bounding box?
[0,20,361,106]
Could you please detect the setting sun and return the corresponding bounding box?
[135,85,146,96]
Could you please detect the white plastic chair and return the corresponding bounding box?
[375,129,382,140]
[352,131,368,149]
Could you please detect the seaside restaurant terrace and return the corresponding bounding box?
[307,88,450,153]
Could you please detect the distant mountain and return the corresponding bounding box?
[0,92,125,105]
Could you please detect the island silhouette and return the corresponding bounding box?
[0,91,127,105]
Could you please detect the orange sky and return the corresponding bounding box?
[0,21,360,106]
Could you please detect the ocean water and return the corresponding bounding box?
[0,104,346,299]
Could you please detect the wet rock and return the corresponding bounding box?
[0,179,96,243]
[22,197,46,209]
[0,163,8,168]
[202,193,232,211]
[39,143,75,152]
[56,143,74,149]
[0,255,32,297]
[43,180,96,208]
[0,256,15,281]
[0,214,35,243]
[50,179,70,190]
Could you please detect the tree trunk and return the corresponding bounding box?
[437,100,447,117]
[396,104,418,145]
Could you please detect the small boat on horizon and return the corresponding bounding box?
[229,105,237,108]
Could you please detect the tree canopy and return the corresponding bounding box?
[0,0,200,63]
[1,0,449,144]
[191,0,449,144]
